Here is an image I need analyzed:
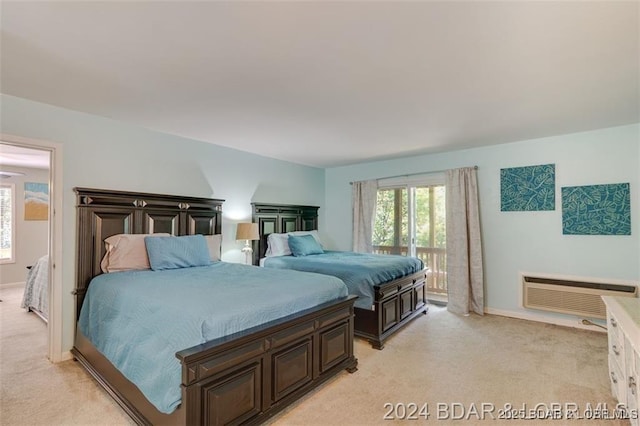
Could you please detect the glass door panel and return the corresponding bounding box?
[414,185,447,299]
[372,188,408,256]
[373,184,447,301]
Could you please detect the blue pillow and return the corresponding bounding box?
[288,234,324,257]
[144,235,211,270]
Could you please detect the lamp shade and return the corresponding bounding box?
[236,223,259,241]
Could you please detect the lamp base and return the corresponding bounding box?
[241,240,253,265]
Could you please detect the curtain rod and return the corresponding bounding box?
[349,165,478,185]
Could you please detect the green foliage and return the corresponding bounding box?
[373,185,446,249]
[415,186,446,248]
[372,189,396,246]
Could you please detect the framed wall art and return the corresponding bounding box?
[562,183,631,235]
[500,163,555,211]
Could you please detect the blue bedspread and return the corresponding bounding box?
[78,262,347,414]
[263,251,423,310]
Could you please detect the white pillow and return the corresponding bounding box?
[100,233,170,273]
[265,230,322,257]
[204,234,222,261]
[266,233,291,257]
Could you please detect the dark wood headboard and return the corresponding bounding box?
[251,203,319,265]
[74,187,224,318]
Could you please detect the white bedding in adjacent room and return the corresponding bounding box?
[21,255,49,321]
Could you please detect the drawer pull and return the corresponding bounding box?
[630,376,637,395]
[612,344,620,356]
[610,371,617,384]
[610,317,617,328]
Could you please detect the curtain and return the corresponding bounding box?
[445,167,484,315]
[352,180,378,253]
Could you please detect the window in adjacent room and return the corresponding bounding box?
[0,183,15,263]
[372,174,447,302]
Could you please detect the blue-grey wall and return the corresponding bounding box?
[0,94,325,353]
[324,124,639,322]
[3,91,637,353]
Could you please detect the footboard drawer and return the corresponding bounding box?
[271,337,313,402]
[399,289,414,320]
[381,298,398,331]
[320,321,350,373]
[196,361,263,425]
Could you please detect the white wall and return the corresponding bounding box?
[0,94,326,354]
[0,165,50,284]
[325,124,639,323]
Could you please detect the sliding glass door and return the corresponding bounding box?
[373,187,408,255]
[373,180,447,300]
[414,185,447,299]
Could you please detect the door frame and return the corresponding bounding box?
[1,134,64,362]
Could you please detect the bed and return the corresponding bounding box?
[252,203,428,350]
[21,254,49,321]
[71,188,358,426]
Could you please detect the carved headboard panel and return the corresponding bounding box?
[74,187,224,319]
[251,203,319,265]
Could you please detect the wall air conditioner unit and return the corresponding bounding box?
[522,274,638,319]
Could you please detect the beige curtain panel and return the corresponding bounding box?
[445,167,484,315]
[352,180,378,253]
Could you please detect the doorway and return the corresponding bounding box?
[0,136,63,362]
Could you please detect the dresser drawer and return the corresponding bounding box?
[626,338,640,426]
[608,311,622,340]
[627,337,640,376]
[608,312,626,373]
[603,296,640,426]
[609,355,627,404]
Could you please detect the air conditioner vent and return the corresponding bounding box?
[522,274,638,319]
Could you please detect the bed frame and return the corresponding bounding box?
[71,188,358,425]
[252,203,428,350]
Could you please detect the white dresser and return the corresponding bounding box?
[602,296,639,425]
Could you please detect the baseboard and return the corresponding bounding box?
[484,307,607,333]
[427,298,447,307]
[0,281,25,289]
[60,351,73,362]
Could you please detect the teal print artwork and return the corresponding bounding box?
[562,183,631,235]
[500,164,555,211]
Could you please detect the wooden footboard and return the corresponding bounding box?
[250,203,431,350]
[72,295,358,425]
[354,269,428,349]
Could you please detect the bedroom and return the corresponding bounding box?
[0,1,638,425]
[0,153,51,322]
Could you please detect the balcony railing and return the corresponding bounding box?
[373,245,447,297]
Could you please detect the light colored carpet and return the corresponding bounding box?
[0,285,626,425]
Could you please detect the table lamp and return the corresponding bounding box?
[235,222,259,265]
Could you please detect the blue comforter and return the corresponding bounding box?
[78,262,347,414]
[263,251,424,310]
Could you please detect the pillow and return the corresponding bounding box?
[265,230,323,257]
[145,235,212,271]
[266,233,292,257]
[289,230,322,246]
[204,234,222,261]
[100,233,170,273]
[288,234,324,257]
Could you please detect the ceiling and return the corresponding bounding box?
[0,144,50,169]
[1,1,638,168]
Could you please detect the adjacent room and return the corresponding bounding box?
[0,1,638,425]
